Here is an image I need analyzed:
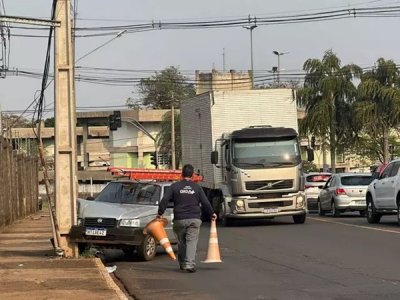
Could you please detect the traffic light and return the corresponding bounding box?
[150,151,158,168]
[113,110,122,128]
[109,111,122,131]
[109,115,118,131]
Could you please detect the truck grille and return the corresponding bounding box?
[245,180,294,190]
[248,201,293,208]
[84,218,117,228]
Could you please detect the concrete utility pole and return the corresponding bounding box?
[54,0,78,257]
[222,48,226,72]
[243,16,257,88]
[171,93,176,169]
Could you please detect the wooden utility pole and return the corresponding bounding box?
[54,0,78,257]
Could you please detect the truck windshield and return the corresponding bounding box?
[95,182,161,205]
[232,138,301,169]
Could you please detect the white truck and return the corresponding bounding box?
[181,89,308,226]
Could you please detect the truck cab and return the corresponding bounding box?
[211,126,306,225]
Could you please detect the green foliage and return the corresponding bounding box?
[132,66,195,109]
[302,161,319,173]
[156,111,181,168]
[298,49,362,172]
[44,117,55,127]
[353,58,400,163]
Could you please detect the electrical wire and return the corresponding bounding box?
[32,0,57,140]
[8,5,400,38]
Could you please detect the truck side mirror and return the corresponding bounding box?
[307,148,314,162]
[211,151,219,164]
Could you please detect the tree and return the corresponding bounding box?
[132,66,195,109]
[353,58,400,163]
[44,117,55,127]
[298,50,362,172]
[1,114,32,129]
[156,110,181,169]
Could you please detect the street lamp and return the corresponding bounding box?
[272,50,289,85]
[243,18,257,88]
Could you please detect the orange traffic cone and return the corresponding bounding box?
[144,218,176,261]
[202,219,222,263]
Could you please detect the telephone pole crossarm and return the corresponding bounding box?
[0,15,60,27]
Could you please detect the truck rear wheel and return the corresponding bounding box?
[293,214,306,224]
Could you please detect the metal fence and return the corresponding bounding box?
[0,138,39,229]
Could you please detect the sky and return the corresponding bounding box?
[1,0,400,118]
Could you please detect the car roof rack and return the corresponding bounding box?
[107,167,203,182]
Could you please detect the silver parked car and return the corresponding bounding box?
[304,172,331,210]
[317,173,373,217]
[70,180,176,261]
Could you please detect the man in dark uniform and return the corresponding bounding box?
[158,164,217,273]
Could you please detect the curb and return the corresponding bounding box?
[94,258,131,300]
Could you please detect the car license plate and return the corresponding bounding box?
[263,208,279,214]
[85,227,107,236]
[354,200,366,205]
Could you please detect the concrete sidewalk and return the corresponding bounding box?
[0,212,129,300]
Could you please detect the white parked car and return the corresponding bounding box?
[366,159,400,224]
[304,172,331,211]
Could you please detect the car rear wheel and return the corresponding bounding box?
[293,213,306,224]
[331,201,340,218]
[137,235,157,261]
[366,200,381,224]
[317,199,325,216]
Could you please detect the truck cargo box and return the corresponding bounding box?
[181,89,298,190]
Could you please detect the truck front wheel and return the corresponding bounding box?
[293,214,306,224]
[219,203,234,227]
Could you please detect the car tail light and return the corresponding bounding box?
[335,188,346,196]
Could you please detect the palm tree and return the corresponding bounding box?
[298,50,362,172]
[354,58,400,163]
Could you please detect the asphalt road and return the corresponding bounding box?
[104,213,400,300]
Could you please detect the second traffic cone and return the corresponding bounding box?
[202,219,222,263]
[144,218,176,260]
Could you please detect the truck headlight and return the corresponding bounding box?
[236,200,244,207]
[120,219,141,227]
[296,194,305,208]
[234,199,245,211]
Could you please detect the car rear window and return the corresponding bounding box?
[340,176,373,186]
[306,174,331,183]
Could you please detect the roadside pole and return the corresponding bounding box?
[54,0,78,257]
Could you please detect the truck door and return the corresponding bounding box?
[223,141,238,191]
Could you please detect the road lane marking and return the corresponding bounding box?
[309,217,400,235]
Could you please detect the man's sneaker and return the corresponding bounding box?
[185,267,196,273]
